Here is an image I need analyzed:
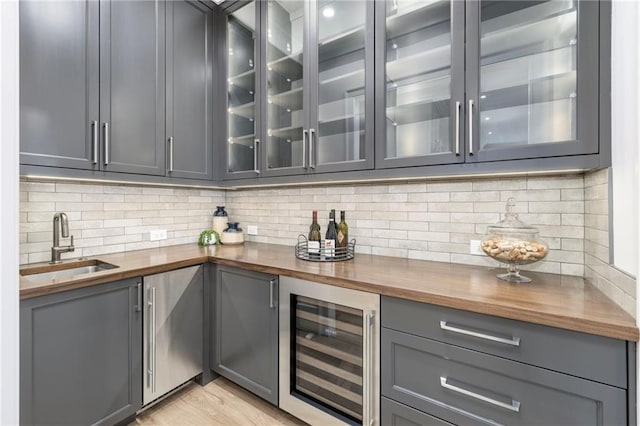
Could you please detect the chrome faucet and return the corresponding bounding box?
[51,212,75,264]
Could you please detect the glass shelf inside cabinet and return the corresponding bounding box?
[384,0,453,160]
[227,2,257,174]
[479,1,577,149]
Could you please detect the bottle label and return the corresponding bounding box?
[337,231,345,245]
[324,239,335,257]
[308,241,320,254]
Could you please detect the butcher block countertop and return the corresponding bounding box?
[20,242,639,341]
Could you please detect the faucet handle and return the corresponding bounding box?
[70,235,74,248]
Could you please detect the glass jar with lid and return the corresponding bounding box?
[482,198,548,283]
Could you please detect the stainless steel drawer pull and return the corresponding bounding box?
[439,321,520,347]
[440,377,521,413]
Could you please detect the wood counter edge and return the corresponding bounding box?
[19,249,639,342]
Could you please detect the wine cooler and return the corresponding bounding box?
[279,277,380,425]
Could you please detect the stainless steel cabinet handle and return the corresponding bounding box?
[364,311,375,426]
[468,99,474,155]
[91,121,98,164]
[103,122,110,166]
[135,282,141,312]
[269,279,276,309]
[148,287,157,393]
[454,101,461,156]
[440,377,521,412]
[440,321,520,347]
[302,129,308,169]
[309,128,316,169]
[253,138,260,174]
[168,137,174,173]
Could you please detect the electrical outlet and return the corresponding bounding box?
[150,229,167,241]
[469,239,483,255]
[247,225,258,236]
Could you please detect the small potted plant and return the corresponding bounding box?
[198,229,220,246]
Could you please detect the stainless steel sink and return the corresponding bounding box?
[20,259,119,282]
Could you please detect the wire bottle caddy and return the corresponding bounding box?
[295,234,356,262]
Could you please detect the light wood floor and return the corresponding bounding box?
[132,377,307,426]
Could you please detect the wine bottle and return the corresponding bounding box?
[324,210,337,259]
[308,210,321,259]
[337,210,348,250]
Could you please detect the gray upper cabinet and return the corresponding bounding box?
[223,0,375,179]
[166,0,215,180]
[375,0,465,169]
[100,0,166,176]
[224,1,261,180]
[465,0,600,163]
[19,0,100,170]
[211,265,279,405]
[20,278,142,426]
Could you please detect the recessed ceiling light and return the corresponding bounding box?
[211,0,225,4]
[323,7,335,18]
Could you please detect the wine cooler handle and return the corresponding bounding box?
[309,128,316,169]
[269,279,276,309]
[147,287,154,391]
[364,311,376,426]
[302,129,308,169]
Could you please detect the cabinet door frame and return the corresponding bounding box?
[307,0,375,174]
[465,0,600,163]
[375,0,466,169]
[19,0,100,171]
[20,278,142,426]
[99,0,167,176]
[166,0,215,180]
[222,0,263,180]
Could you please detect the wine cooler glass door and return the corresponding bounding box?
[279,277,380,426]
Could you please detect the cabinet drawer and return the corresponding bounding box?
[382,328,626,426]
[382,296,626,388]
[382,397,453,426]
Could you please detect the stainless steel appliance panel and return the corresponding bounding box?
[143,265,203,405]
[279,276,380,425]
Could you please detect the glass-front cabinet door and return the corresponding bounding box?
[226,1,260,179]
[466,0,599,162]
[262,0,308,176]
[375,0,465,169]
[310,0,374,173]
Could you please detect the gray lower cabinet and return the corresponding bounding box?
[381,397,453,426]
[20,278,142,426]
[211,265,279,405]
[381,297,630,426]
[166,0,215,180]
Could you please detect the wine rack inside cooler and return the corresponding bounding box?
[293,296,364,423]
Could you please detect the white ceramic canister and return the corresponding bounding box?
[212,206,229,236]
